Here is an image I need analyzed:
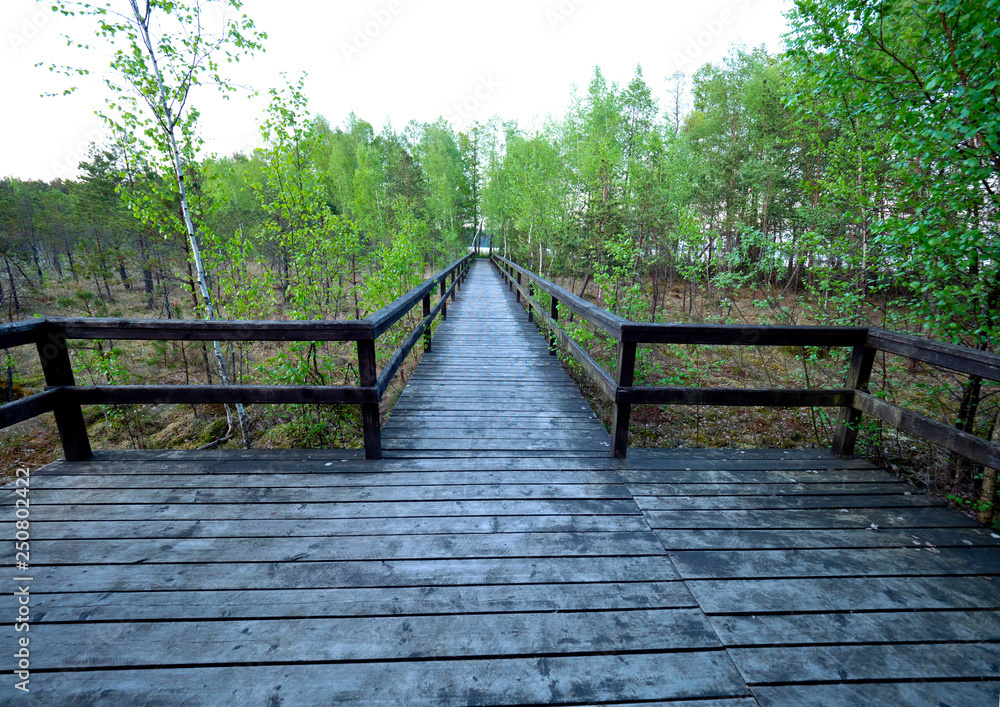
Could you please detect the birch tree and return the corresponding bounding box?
[51,0,266,446]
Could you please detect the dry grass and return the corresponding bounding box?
[3,268,996,530]
[542,276,996,527]
[0,266,433,471]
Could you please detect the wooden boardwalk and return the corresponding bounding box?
[383,258,612,457]
[2,259,999,705]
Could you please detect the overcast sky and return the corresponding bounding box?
[2,0,792,181]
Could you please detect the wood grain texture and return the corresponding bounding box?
[3,261,999,703]
[382,259,612,455]
[854,390,1000,468]
[6,445,999,703]
[619,449,1000,699]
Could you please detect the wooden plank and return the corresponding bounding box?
[492,255,628,338]
[689,576,1000,613]
[616,702,759,707]
[381,430,610,443]
[15,498,643,521]
[368,254,471,337]
[0,317,44,348]
[643,507,980,529]
[18,651,750,705]
[612,341,637,458]
[51,316,373,341]
[403,379,582,388]
[654,527,1000,551]
[620,322,867,346]
[869,327,1000,381]
[8,469,626,489]
[15,531,665,564]
[35,452,622,470]
[29,555,682,591]
[628,482,910,496]
[616,457,880,472]
[619,467,898,483]
[729,643,1000,683]
[754,683,1000,707]
[832,344,876,456]
[854,390,1000,468]
[382,439,612,451]
[2,483,633,505]
[70,384,377,405]
[3,608,722,670]
[36,326,91,460]
[383,450,620,459]
[408,370,578,380]
[634,494,942,511]
[357,338,381,460]
[30,450,883,474]
[616,387,853,407]
[384,421,606,434]
[8,514,650,539]
[0,388,58,428]
[627,448,863,461]
[711,609,1000,645]
[669,547,1000,579]
[390,401,598,413]
[394,392,593,402]
[396,391,587,401]
[27,581,697,622]
[386,410,600,420]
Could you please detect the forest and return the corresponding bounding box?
[1,0,998,524]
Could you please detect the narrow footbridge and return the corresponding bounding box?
[2,258,999,705]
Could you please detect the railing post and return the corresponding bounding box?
[440,279,447,320]
[527,282,534,323]
[549,296,558,356]
[450,271,457,302]
[611,342,637,459]
[832,344,876,457]
[516,272,521,304]
[422,293,432,352]
[508,265,513,292]
[357,339,382,460]
[36,325,91,461]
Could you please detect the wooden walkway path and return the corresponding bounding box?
[2,260,999,705]
[382,258,612,457]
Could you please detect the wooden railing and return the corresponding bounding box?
[493,254,1000,466]
[0,253,475,461]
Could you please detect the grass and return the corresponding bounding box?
[541,275,996,528]
[0,266,430,481]
[2,265,996,531]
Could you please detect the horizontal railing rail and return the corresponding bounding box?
[492,254,1000,465]
[0,253,475,462]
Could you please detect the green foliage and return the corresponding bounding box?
[247,76,366,320]
[592,232,645,320]
[364,226,423,312]
[50,0,265,171]
[786,0,1000,344]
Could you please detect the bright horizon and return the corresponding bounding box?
[2,0,793,182]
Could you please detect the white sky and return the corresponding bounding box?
[2,0,792,181]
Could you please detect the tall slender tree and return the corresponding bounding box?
[51,0,266,445]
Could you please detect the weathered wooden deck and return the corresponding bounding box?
[3,260,1000,705]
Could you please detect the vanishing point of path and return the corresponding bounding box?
[2,259,999,705]
[382,258,612,457]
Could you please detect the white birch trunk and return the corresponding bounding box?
[130,0,251,447]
